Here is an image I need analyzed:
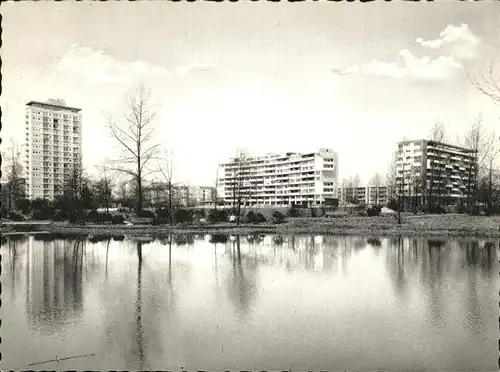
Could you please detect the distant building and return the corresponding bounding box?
[25,99,82,200]
[338,185,392,206]
[396,139,476,207]
[217,148,339,207]
[143,182,215,207]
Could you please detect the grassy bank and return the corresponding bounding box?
[2,214,500,238]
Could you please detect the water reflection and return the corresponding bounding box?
[25,238,85,334]
[225,236,258,320]
[1,234,497,371]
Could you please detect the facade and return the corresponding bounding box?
[396,139,476,207]
[25,99,82,200]
[338,185,392,206]
[144,182,215,207]
[217,148,339,207]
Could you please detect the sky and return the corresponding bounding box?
[2,2,500,186]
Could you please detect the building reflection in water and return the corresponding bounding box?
[237,234,367,275]
[25,237,85,335]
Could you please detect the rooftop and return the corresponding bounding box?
[398,139,476,153]
[26,99,82,112]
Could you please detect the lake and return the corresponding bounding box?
[1,233,498,371]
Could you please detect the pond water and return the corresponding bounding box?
[1,233,498,371]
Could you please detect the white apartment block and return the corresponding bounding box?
[25,99,82,200]
[338,185,392,206]
[217,148,339,207]
[396,139,476,206]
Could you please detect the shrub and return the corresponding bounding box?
[8,211,25,221]
[138,210,155,218]
[194,209,206,219]
[1,206,9,219]
[310,208,317,218]
[31,198,51,211]
[86,210,112,224]
[246,211,259,224]
[112,215,125,225]
[366,205,382,217]
[256,213,266,223]
[287,204,301,218]
[272,211,286,224]
[175,209,193,224]
[53,210,66,221]
[456,202,467,214]
[155,208,171,223]
[86,210,100,223]
[208,209,228,223]
[428,205,446,214]
[387,198,398,212]
[17,198,31,215]
[32,208,53,220]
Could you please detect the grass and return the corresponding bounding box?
[2,213,500,238]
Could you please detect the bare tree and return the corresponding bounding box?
[107,85,161,215]
[429,120,445,143]
[469,62,500,104]
[426,121,446,209]
[214,167,220,212]
[460,115,488,210]
[3,139,24,212]
[352,174,361,187]
[231,149,249,225]
[370,173,382,205]
[157,150,174,226]
[385,150,398,201]
[482,131,499,210]
[95,161,114,213]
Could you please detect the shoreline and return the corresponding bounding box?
[2,214,500,238]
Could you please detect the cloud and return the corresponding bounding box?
[336,49,462,81]
[55,45,212,85]
[415,23,480,59]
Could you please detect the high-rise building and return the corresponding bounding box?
[25,99,82,200]
[217,148,339,207]
[396,139,476,207]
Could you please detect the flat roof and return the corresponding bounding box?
[26,100,82,112]
[397,139,476,153]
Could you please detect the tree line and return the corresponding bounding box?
[2,61,498,223]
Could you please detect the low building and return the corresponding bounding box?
[143,182,215,207]
[338,185,392,206]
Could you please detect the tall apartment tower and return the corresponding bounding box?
[217,148,339,207]
[396,139,476,207]
[25,99,82,200]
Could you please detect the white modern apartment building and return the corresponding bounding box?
[25,99,82,200]
[396,139,476,207]
[217,148,339,207]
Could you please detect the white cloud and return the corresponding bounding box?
[56,44,212,85]
[415,23,480,59]
[335,23,480,82]
[338,49,462,81]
